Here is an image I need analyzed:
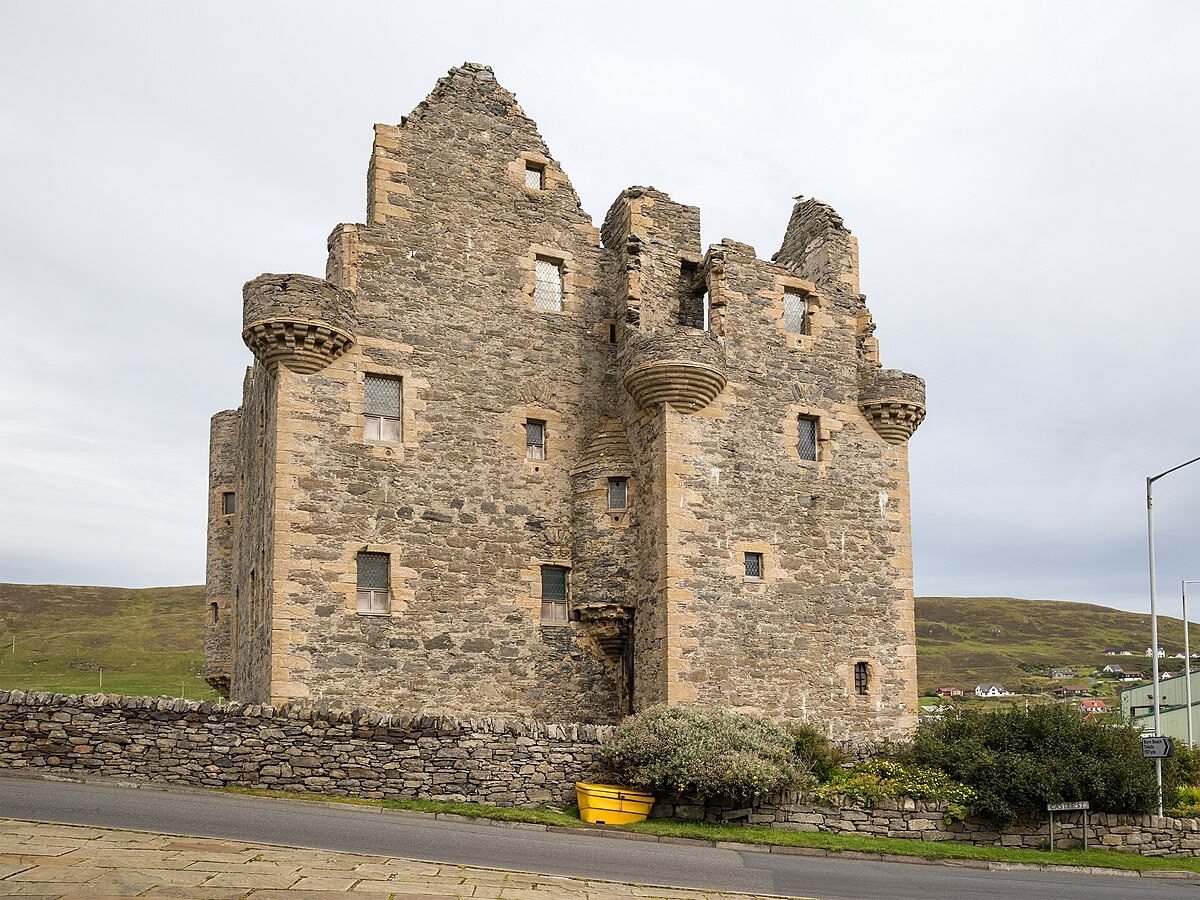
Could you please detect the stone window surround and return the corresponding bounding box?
[506,403,566,474]
[523,244,577,316]
[730,540,775,586]
[510,150,562,195]
[771,274,828,351]
[214,485,235,522]
[338,544,415,620]
[780,404,841,470]
[521,555,573,628]
[349,349,422,461]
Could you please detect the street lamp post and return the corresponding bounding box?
[1184,580,1200,748]
[1146,455,1200,817]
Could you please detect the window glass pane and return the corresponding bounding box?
[356,589,373,613]
[541,600,568,622]
[525,164,544,190]
[363,415,380,441]
[357,552,390,590]
[744,553,763,578]
[784,289,807,334]
[534,258,563,311]
[798,417,818,461]
[855,661,869,695]
[608,477,628,509]
[525,421,546,459]
[541,565,567,601]
[365,375,402,418]
[222,492,235,515]
[381,416,402,443]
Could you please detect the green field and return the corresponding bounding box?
[0,583,216,700]
[916,596,1200,696]
[0,583,1192,704]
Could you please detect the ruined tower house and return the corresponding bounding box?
[203,63,926,742]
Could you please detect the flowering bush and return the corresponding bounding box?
[813,759,976,820]
[599,706,809,803]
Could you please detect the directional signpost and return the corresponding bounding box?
[1047,801,1090,852]
[1142,736,1176,759]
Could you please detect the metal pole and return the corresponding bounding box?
[1148,476,1164,817]
[1185,581,1199,747]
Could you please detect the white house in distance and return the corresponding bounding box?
[1146,647,1167,659]
[975,683,1011,698]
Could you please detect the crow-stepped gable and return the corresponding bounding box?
[204,62,926,743]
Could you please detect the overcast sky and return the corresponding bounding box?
[1,2,1197,615]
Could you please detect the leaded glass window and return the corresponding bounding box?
[534,257,563,312]
[222,492,235,516]
[784,288,808,334]
[798,416,819,461]
[525,163,544,190]
[744,552,763,579]
[525,420,546,460]
[356,551,390,615]
[364,375,402,443]
[541,565,569,622]
[607,477,628,510]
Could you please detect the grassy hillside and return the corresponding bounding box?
[916,596,1200,695]
[0,583,216,700]
[0,583,1192,704]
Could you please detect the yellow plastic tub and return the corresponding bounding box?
[575,782,656,825]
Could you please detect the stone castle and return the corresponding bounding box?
[204,63,926,742]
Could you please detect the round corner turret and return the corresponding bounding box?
[859,368,926,444]
[242,274,357,374]
[622,328,726,414]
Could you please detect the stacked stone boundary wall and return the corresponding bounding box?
[0,691,608,806]
[654,793,1200,858]
[4,691,1200,857]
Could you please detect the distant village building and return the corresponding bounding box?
[1103,648,1127,657]
[1122,671,1200,742]
[1053,685,1090,698]
[935,687,963,699]
[975,684,1010,698]
[1146,647,1167,659]
[1079,698,1109,714]
[1118,671,1144,683]
[1046,667,1076,679]
[1101,664,1126,676]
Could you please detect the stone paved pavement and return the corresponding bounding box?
[0,819,783,899]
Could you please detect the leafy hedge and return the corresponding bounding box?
[814,759,976,820]
[902,704,1160,825]
[599,706,808,802]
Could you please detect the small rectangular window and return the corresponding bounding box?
[607,477,628,510]
[854,661,869,695]
[525,162,545,190]
[540,565,569,622]
[364,375,402,443]
[744,552,763,579]
[221,492,235,516]
[356,551,390,615]
[534,257,563,312]
[525,420,546,460]
[784,288,808,335]
[798,416,819,461]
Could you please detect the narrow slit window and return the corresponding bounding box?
[798,416,819,461]
[209,602,219,625]
[222,492,236,516]
[784,288,808,335]
[854,661,869,695]
[744,552,764,579]
[364,375,402,443]
[356,551,390,615]
[540,565,569,622]
[534,257,563,311]
[524,162,545,190]
[525,420,546,460]
[607,477,628,510]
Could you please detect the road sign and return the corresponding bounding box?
[1047,801,1090,812]
[1142,736,1176,759]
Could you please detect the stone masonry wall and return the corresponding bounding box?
[653,793,1200,858]
[0,692,606,806]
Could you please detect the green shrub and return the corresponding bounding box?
[789,722,847,782]
[813,759,976,820]
[902,705,1158,825]
[1170,784,1200,818]
[598,706,809,803]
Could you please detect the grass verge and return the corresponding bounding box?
[221,787,1200,875]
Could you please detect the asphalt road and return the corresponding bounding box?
[1,776,1197,900]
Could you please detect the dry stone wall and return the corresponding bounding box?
[0,692,607,806]
[653,793,1200,858]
